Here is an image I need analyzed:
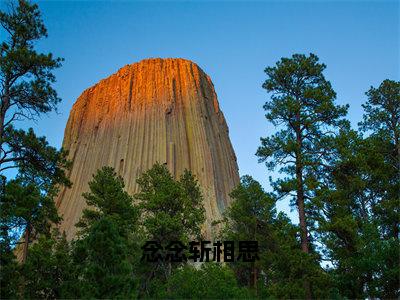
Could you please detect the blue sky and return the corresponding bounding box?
[3,0,399,220]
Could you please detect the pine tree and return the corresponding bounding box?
[158,263,252,299]
[0,0,68,176]
[22,232,73,299]
[360,79,399,243]
[0,179,60,263]
[315,129,375,298]
[220,175,275,292]
[221,176,331,299]
[136,163,205,245]
[316,79,399,298]
[73,217,137,299]
[256,53,348,298]
[72,166,140,299]
[0,0,70,266]
[135,163,205,295]
[0,223,21,299]
[76,166,139,237]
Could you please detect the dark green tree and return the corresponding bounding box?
[76,166,139,236]
[315,129,376,298]
[73,217,137,299]
[22,231,73,299]
[220,175,275,293]
[360,79,400,166]
[357,80,399,298]
[72,166,140,299]
[256,53,348,297]
[221,176,331,299]
[136,163,205,245]
[0,223,21,299]
[2,127,70,189]
[0,0,70,268]
[316,80,399,298]
[0,0,66,173]
[360,79,399,242]
[158,263,253,299]
[135,162,205,295]
[0,179,60,263]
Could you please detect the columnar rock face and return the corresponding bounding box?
[56,58,240,240]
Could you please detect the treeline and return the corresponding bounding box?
[0,1,399,299]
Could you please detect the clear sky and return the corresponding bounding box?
[4,0,399,220]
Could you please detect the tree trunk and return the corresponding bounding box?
[0,109,5,141]
[295,112,311,299]
[392,128,399,241]
[253,218,258,294]
[296,169,309,253]
[0,81,10,141]
[391,112,399,173]
[22,223,31,264]
[253,264,258,296]
[296,163,312,300]
[0,82,10,168]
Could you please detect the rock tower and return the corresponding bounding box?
[56,58,240,240]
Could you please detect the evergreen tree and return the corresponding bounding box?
[220,175,275,292]
[221,176,331,299]
[158,263,253,299]
[135,163,205,295]
[73,217,137,299]
[256,53,348,297]
[22,232,73,299]
[316,80,399,298]
[360,79,399,243]
[72,166,140,299]
[76,166,139,236]
[315,129,377,298]
[0,223,21,299]
[0,179,60,263]
[0,0,67,176]
[360,79,399,158]
[0,0,70,267]
[136,163,205,244]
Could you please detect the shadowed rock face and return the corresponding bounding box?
[56,58,240,240]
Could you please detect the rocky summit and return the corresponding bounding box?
[56,58,240,240]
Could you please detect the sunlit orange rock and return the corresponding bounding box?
[56,58,240,240]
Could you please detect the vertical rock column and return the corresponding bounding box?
[56,58,240,240]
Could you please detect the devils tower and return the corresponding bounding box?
[56,58,240,240]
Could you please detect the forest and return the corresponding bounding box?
[0,1,399,299]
